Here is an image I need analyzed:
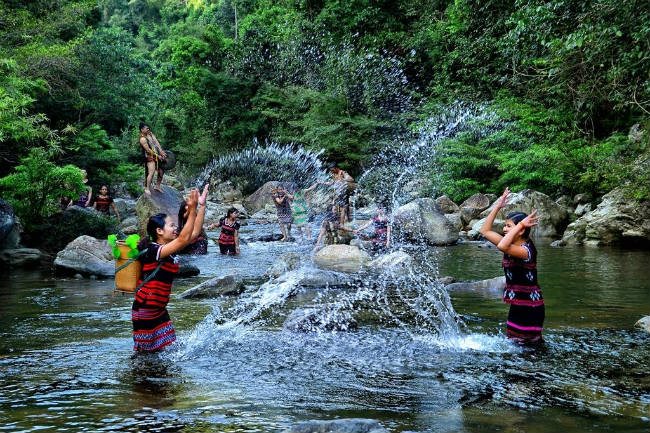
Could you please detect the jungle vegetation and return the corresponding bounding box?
[0,0,648,230]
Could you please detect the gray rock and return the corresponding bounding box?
[313,245,370,273]
[275,268,353,288]
[634,316,650,333]
[435,195,460,214]
[135,185,184,237]
[283,419,387,433]
[459,193,491,224]
[445,276,505,296]
[243,181,282,215]
[266,252,303,278]
[367,251,413,273]
[179,275,244,298]
[562,188,650,246]
[0,199,20,250]
[54,235,114,277]
[478,189,569,238]
[283,307,358,332]
[0,248,45,268]
[393,198,459,245]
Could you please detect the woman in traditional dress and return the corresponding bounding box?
[271,186,293,241]
[131,185,207,352]
[354,206,391,253]
[480,187,544,344]
[208,207,241,255]
[93,185,120,220]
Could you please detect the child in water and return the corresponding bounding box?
[480,187,544,344]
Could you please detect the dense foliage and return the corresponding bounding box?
[0,0,648,230]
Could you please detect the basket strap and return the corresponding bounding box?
[134,260,164,294]
[114,249,148,274]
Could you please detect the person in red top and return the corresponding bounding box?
[131,185,208,352]
[208,207,240,255]
[480,187,544,345]
[93,185,120,220]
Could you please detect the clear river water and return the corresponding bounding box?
[1,221,649,433]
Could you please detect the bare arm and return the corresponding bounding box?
[497,210,539,259]
[479,187,510,246]
[190,185,209,240]
[111,202,120,220]
[159,189,199,258]
[84,186,92,207]
[386,226,392,247]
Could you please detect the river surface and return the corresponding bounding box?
[1,221,649,433]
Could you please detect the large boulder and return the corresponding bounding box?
[435,195,459,214]
[477,189,569,238]
[243,181,282,215]
[210,180,243,203]
[561,188,650,246]
[54,235,114,277]
[266,252,303,278]
[459,193,492,225]
[283,419,387,433]
[393,198,459,246]
[313,245,370,273]
[135,185,184,236]
[0,199,20,250]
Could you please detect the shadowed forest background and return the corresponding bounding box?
[1,0,648,232]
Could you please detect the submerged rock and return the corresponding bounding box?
[634,316,650,333]
[367,251,413,273]
[313,245,370,273]
[283,418,387,433]
[445,275,505,296]
[266,252,303,278]
[180,275,245,298]
[283,307,358,332]
[0,248,46,269]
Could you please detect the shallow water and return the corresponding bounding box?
[1,222,649,433]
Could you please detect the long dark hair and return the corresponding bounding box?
[177,203,188,231]
[506,211,531,239]
[225,207,238,219]
[138,212,167,251]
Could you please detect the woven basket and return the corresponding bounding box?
[114,241,141,293]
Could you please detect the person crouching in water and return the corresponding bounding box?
[132,186,208,352]
[208,207,241,255]
[354,205,391,254]
[480,187,544,345]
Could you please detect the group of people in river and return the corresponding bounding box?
[60,170,122,220]
[128,124,543,352]
[133,183,544,353]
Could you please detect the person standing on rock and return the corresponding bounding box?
[208,207,241,255]
[131,187,204,352]
[271,186,293,241]
[139,122,167,195]
[480,187,544,345]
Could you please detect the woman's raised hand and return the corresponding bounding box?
[496,187,511,209]
[199,184,209,206]
[520,209,539,228]
[186,188,199,210]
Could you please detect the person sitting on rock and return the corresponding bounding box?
[93,185,120,220]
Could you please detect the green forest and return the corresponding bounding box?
[1,0,649,232]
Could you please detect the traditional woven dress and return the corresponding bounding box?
[370,216,389,252]
[131,243,178,352]
[94,195,113,214]
[272,192,293,224]
[217,217,240,255]
[502,240,545,343]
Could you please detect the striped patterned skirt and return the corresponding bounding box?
[132,307,176,352]
[506,303,545,344]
